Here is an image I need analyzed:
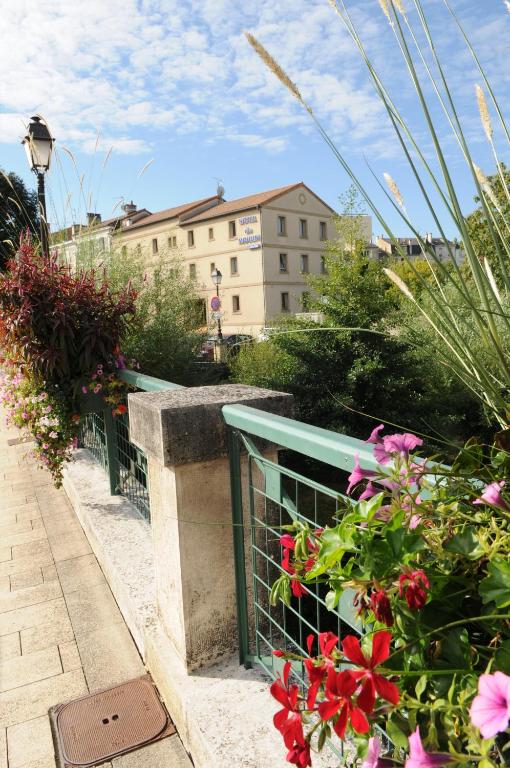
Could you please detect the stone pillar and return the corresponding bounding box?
[128,384,293,671]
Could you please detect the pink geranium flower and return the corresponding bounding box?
[347,456,378,495]
[366,424,385,444]
[404,728,452,767]
[474,481,510,513]
[470,671,510,739]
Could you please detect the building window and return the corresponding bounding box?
[135,244,142,257]
[281,292,290,312]
[301,291,310,311]
[319,221,327,241]
[121,246,127,258]
[195,298,207,324]
[279,253,288,273]
[189,263,196,279]
[300,254,309,273]
[230,256,238,275]
[188,230,195,247]
[229,221,237,238]
[277,215,287,236]
[299,219,308,238]
[210,262,215,274]
[208,227,214,240]
[320,256,327,274]
[232,295,240,313]
[152,238,158,255]
[172,235,177,247]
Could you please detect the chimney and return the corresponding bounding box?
[87,212,101,225]
[122,201,137,215]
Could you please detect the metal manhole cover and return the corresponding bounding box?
[50,675,175,767]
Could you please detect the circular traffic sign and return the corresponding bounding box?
[211,296,221,311]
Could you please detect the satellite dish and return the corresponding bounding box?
[213,177,225,199]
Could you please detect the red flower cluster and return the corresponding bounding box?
[279,532,322,600]
[271,662,311,767]
[370,588,394,627]
[399,569,430,610]
[271,631,400,760]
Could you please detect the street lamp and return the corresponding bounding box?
[22,116,55,258]
[211,267,223,341]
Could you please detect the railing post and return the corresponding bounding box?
[227,428,251,668]
[127,384,293,671]
[103,408,120,495]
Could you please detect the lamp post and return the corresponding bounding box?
[211,267,223,342]
[22,116,54,258]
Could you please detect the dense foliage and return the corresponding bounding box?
[0,170,39,270]
[0,236,136,483]
[269,425,510,767]
[80,243,205,385]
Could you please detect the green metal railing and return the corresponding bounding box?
[223,404,378,758]
[79,369,182,522]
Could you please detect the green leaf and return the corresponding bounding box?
[386,718,409,749]
[494,640,510,673]
[444,527,483,559]
[386,528,405,557]
[357,492,384,522]
[479,557,510,608]
[415,674,427,701]
[325,588,341,612]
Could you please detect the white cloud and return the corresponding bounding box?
[0,0,508,171]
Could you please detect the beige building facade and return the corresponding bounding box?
[114,182,340,336]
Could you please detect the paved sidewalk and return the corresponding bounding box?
[0,415,192,768]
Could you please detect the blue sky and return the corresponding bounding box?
[0,0,509,239]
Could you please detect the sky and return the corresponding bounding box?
[0,0,509,239]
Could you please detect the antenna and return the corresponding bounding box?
[213,177,225,199]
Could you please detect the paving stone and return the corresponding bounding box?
[0,645,61,693]
[59,640,81,672]
[0,527,46,550]
[0,597,67,637]
[0,632,20,660]
[0,726,6,765]
[48,531,92,562]
[15,507,42,523]
[0,519,33,536]
[0,580,61,615]
[21,612,74,654]
[76,622,144,692]
[11,539,51,560]
[112,735,193,768]
[0,668,88,727]
[0,551,53,577]
[44,517,84,537]
[41,564,58,582]
[10,568,43,591]
[56,554,105,594]
[0,547,11,563]
[65,583,124,638]
[7,715,55,767]
[9,756,56,768]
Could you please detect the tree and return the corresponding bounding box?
[233,188,484,448]
[0,171,39,270]
[465,162,510,274]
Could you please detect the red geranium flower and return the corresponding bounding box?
[287,742,312,767]
[270,662,304,750]
[399,569,430,611]
[341,631,400,713]
[370,589,394,627]
[318,667,369,739]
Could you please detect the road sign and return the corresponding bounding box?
[212,311,223,321]
[211,296,221,311]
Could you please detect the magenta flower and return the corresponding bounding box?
[404,728,452,768]
[359,481,380,501]
[362,736,394,768]
[366,424,385,445]
[384,432,423,457]
[474,481,510,513]
[470,671,510,739]
[346,456,377,495]
[44,405,52,414]
[21,411,29,420]
[82,386,88,394]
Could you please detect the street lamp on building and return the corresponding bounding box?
[211,267,223,341]
[22,116,54,258]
